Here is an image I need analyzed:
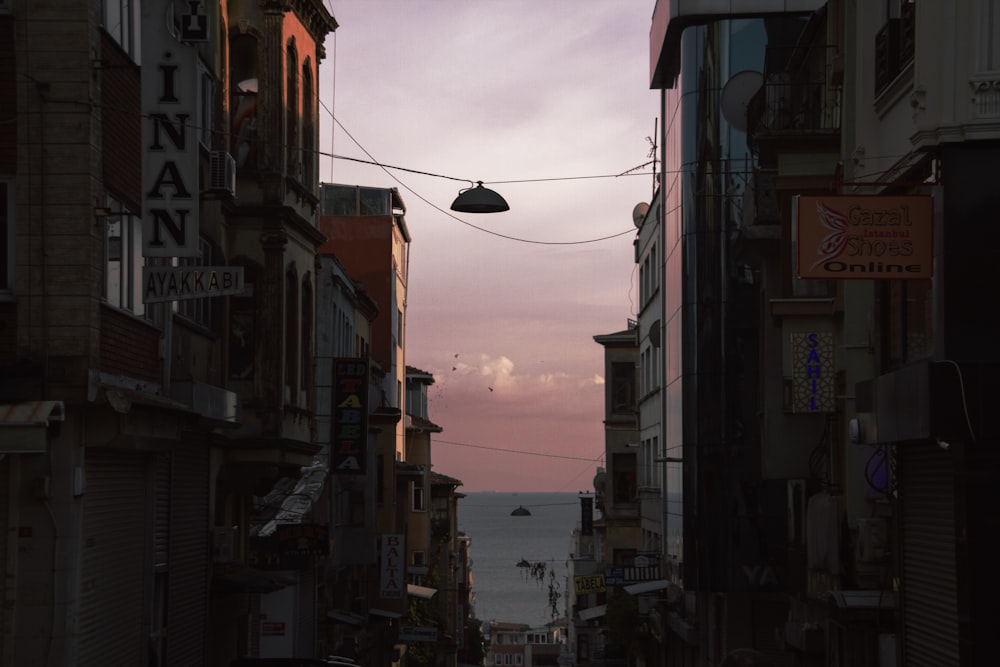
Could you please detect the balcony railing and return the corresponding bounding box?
[749,45,841,134]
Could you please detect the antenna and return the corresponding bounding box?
[646,118,658,197]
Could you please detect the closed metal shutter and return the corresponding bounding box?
[299,568,316,656]
[0,457,9,664]
[899,442,958,666]
[79,450,148,666]
[166,442,209,665]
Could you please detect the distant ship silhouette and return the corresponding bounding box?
[510,505,531,516]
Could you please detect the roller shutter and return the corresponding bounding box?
[166,442,210,664]
[0,457,9,663]
[79,450,148,666]
[898,442,958,667]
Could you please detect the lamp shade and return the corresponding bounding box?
[450,181,509,213]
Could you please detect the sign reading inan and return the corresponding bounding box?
[142,0,200,258]
[794,195,933,280]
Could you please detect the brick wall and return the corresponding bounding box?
[100,306,161,384]
[0,17,14,172]
[100,32,141,207]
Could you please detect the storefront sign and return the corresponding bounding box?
[261,621,285,636]
[790,332,835,413]
[400,626,438,642]
[332,359,369,473]
[574,574,606,595]
[248,524,328,570]
[380,534,404,599]
[143,266,245,303]
[142,0,200,257]
[794,195,933,279]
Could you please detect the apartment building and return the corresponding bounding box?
[644,1,1000,665]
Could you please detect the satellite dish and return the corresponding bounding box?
[720,70,763,132]
[632,202,650,228]
[648,319,661,348]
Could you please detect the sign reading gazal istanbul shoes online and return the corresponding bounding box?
[793,195,934,280]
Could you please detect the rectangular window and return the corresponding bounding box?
[104,196,146,317]
[412,477,426,512]
[1,178,12,294]
[103,0,140,61]
[611,362,636,413]
[376,454,385,505]
[494,656,502,665]
[612,452,637,504]
[197,61,217,149]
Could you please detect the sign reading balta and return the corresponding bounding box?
[380,534,405,600]
[332,359,369,473]
[794,195,933,280]
[142,0,200,257]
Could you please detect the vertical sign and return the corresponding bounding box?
[333,358,369,473]
[380,534,404,599]
[142,0,200,257]
[580,495,593,536]
[790,332,835,413]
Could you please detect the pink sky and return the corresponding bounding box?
[321,1,658,491]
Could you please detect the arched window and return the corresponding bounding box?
[285,267,299,401]
[286,40,299,177]
[302,58,314,187]
[230,34,259,168]
[229,262,259,380]
[301,275,313,395]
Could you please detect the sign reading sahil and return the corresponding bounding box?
[794,195,933,279]
[142,0,201,258]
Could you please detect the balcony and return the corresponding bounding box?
[749,46,842,134]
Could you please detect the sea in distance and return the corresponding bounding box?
[457,491,584,629]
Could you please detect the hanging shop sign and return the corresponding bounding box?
[332,358,369,473]
[399,626,438,643]
[142,0,200,257]
[790,331,835,413]
[248,524,329,570]
[380,534,405,600]
[574,573,606,595]
[143,265,245,303]
[794,195,933,279]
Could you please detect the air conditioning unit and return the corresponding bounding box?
[210,151,236,197]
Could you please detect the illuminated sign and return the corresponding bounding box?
[380,534,404,599]
[794,195,933,279]
[790,332,834,413]
[143,266,245,303]
[142,0,200,257]
[574,574,606,595]
[332,359,369,473]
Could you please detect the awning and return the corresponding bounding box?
[407,584,437,600]
[213,567,296,594]
[370,608,403,619]
[328,609,366,625]
[578,605,607,621]
[624,580,671,595]
[0,401,65,453]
